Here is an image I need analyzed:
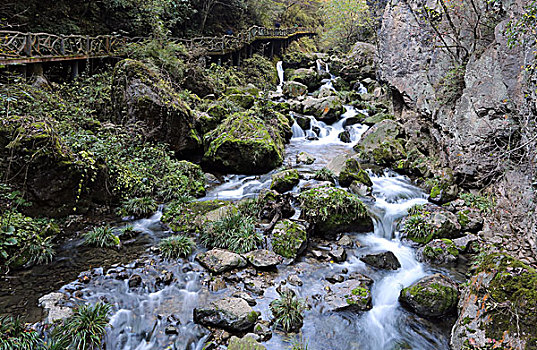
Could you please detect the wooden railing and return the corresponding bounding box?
[0,26,314,65]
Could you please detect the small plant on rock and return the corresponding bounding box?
[83,226,120,248]
[159,235,195,259]
[0,315,44,350]
[117,197,158,218]
[200,212,261,254]
[270,290,306,333]
[26,236,55,265]
[313,168,335,182]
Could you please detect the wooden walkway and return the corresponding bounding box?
[0,26,315,66]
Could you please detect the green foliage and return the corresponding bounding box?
[0,316,44,350]
[436,64,466,105]
[402,206,434,244]
[319,0,373,51]
[161,199,228,233]
[159,235,195,259]
[240,54,279,90]
[83,226,120,248]
[0,211,57,269]
[52,303,111,350]
[236,198,262,219]
[459,192,495,213]
[299,186,368,223]
[200,212,261,254]
[289,339,309,350]
[270,290,306,333]
[313,168,335,182]
[118,197,158,218]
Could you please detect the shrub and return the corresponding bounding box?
[200,212,261,254]
[270,290,306,333]
[159,235,195,259]
[0,316,44,350]
[117,197,158,218]
[53,303,111,350]
[83,226,120,248]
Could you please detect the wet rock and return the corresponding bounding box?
[338,130,351,143]
[283,81,308,98]
[451,254,537,349]
[244,249,283,269]
[271,220,308,260]
[330,247,347,263]
[353,120,406,166]
[349,181,373,197]
[196,248,248,274]
[287,274,303,287]
[456,208,484,232]
[325,279,373,312]
[418,239,459,265]
[289,68,323,91]
[156,271,174,285]
[165,326,179,335]
[326,274,345,284]
[338,235,354,248]
[233,291,257,306]
[210,277,227,292]
[128,274,143,288]
[39,292,73,324]
[293,114,312,130]
[339,157,373,188]
[296,151,315,165]
[399,273,458,318]
[302,96,344,124]
[311,249,328,260]
[270,169,300,193]
[399,203,462,245]
[193,297,259,333]
[228,335,266,350]
[360,251,401,270]
[253,321,272,341]
[111,59,201,155]
[299,186,373,235]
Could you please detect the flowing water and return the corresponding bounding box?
[1,61,456,349]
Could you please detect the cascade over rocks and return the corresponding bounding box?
[399,273,459,318]
[111,59,202,155]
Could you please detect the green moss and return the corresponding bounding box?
[339,158,373,188]
[162,199,229,233]
[270,169,300,193]
[272,220,307,259]
[247,311,260,323]
[405,282,458,312]
[351,287,369,297]
[457,210,470,227]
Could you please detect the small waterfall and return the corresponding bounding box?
[357,82,368,94]
[291,120,305,138]
[276,61,284,93]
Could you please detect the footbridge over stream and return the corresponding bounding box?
[0,26,316,70]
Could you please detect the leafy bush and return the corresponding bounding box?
[459,193,495,213]
[270,290,306,333]
[0,316,43,350]
[200,212,261,254]
[117,197,158,218]
[159,235,195,259]
[83,226,120,248]
[52,303,111,350]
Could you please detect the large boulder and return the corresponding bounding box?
[338,157,373,188]
[353,119,406,166]
[451,254,537,349]
[289,68,323,91]
[271,220,308,260]
[324,277,373,312]
[270,169,300,193]
[196,248,247,274]
[302,96,344,124]
[399,273,459,318]
[193,297,259,332]
[399,204,462,245]
[298,186,373,235]
[360,251,401,270]
[417,239,460,266]
[202,112,285,174]
[111,59,201,155]
[244,249,283,269]
[282,81,308,98]
[339,42,377,82]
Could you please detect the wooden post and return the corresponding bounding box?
[60,36,65,55]
[72,60,79,79]
[24,34,32,56]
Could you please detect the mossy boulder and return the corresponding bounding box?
[340,42,377,82]
[339,158,373,188]
[302,96,344,124]
[298,186,373,235]
[282,81,308,98]
[363,112,394,126]
[353,120,406,166]
[161,199,230,233]
[193,297,259,332]
[228,335,266,350]
[271,220,308,260]
[111,59,201,155]
[399,273,459,318]
[289,68,322,91]
[399,204,462,245]
[0,117,97,217]
[451,254,537,349]
[202,112,284,174]
[225,93,256,110]
[418,239,460,265]
[325,278,373,312]
[270,169,300,193]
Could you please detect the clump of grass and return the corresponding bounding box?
[0,315,43,350]
[270,290,306,333]
[26,236,55,265]
[83,226,120,248]
[117,197,158,218]
[52,303,111,350]
[401,205,433,244]
[159,235,195,259]
[200,212,261,254]
[313,167,335,182]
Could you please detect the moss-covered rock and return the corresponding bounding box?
[418,239,460,265]
[298,186,373,235]
[270,169,300,193]
[111,59,202,155]
[325,278,373,312]
[353,120,406,166]
[302,96,344,124]
[399,273,459,318]
[451,254,537,349]
[225,93,256,110]
[282,81,308,98]
[202,112,284,174]
[363,112,394,126]
[271,220,308,260]
[399,204,462,245]
[339,158,373,188]
[162,199,230,233]
[228,335,266,350]
[289,68,323,91]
